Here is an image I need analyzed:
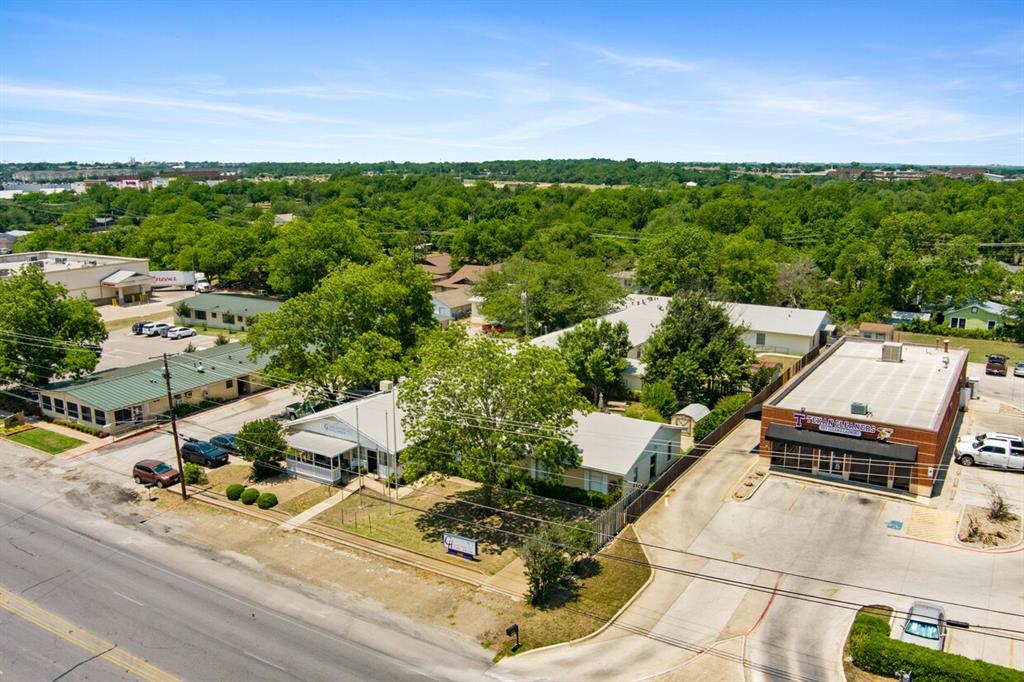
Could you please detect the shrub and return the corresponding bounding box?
[183,462,208,485]
[225,483,246,500]
[52,419,103,437]
[256,492,278,509]
[240,488,260,505]
[623,402,667,423]
[519,528,573,605]
[214,333,229,346]
[531,479,621,509]
[694,393,751,441]
[183,342,197,353]
[986,483,1013,522]
[848,612,1022,682]
[641,380,677,419]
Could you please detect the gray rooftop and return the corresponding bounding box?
[290,391,408,453]
[572,411,682,477]
[42,343,268,412]
[176,293,282,316]
[771,338,967,431]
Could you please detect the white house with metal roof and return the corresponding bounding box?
[173,293,282,331]
[285,389,683,494]
[37,343,268,434]
[531,295,833,387]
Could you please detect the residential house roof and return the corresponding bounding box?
[419,252,453,277]
[286,430,357,457]
[943,299,1008,316]
[890,310,932,323]
[175,293,282,317]
[572,411,682,477]
[859,322,894,334]
[434,263,501,290]
[41,343,267,412]
[531,295,668,350]
[289,391,408,453]
[431,288,473,310]
[273,213,295,225]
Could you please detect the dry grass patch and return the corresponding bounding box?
[280,485,336,515]
[959,504,1022,548]
[494,526,651,657]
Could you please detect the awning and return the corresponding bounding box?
[101,270,151,286]
[765,423,917,462]
[285,430,357,457]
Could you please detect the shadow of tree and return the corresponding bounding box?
[414,486,589,556]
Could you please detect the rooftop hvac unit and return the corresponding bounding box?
[851,402,869,415]
[881,342,903,363]
[379,379,394,393]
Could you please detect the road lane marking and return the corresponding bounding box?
[113,591,145,607]
[243,650,288,672]
[0,585,179,682]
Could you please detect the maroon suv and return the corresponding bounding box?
[132,459,180,488]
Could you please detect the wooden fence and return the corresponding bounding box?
[594,343,826,545]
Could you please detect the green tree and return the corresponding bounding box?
[641,293,753,405]
[556,319,630,404]
[475,251,625,337]
[399,327,588,506]
[641,380,677,419]
[635,224,719,295]
[520,527,572,605]
[266,215,381,296]
[248,251,435,400]
[235,418,286,481]
[0,269,108,386]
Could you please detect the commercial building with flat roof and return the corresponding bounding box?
[173,293,282,331]
[760,338,968,497]
[0,251,151,304]
[38,343,269,434]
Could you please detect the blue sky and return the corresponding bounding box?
[1,1,1021,164]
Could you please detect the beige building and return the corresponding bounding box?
[0,251,151,304]
[38,343,268,434]
[173,293,282,331]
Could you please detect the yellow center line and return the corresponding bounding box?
[0,585,181,682]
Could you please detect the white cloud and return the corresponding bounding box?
[589,46,698,73]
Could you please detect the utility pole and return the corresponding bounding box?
[520,289,529,337]
[161,354,189,501]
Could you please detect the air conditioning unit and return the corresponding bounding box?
[881,342,903,363]
[379,379,394,393]
[851,402,869,415]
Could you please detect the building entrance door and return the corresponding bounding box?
[819,450,845,478]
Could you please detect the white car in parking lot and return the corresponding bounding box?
[955,438,1024,469]
[166,326,196,339]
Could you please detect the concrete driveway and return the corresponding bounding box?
[96,326,215,371]
[96,289,192,324]
[73,386,300,481]
[967,361,1024,408]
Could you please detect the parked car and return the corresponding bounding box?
[166,326,196,339]
[900,602,946,651]
[1014,361,1024,378]
[955,439,1024,469]
[131,320,154,335]
[210,433,237,453]
[180,440,229,467]
[285,399,339,420]
[958,432,1023,456]
[133,459,180,488]
[985,354,1008,376]
[142,322,172,337]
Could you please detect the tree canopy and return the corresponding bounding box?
[0,269,107,386]
[247,251,435,400]
[641,293,753,406]
[556,319,631,405]
[398,327,589,504]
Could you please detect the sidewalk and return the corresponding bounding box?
[279,478,361,531]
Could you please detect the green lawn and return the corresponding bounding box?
[280,485,335,515]
[497,526,651,657]
[895,331,1023,364]
[6,428,85,454]
[315,477,595,576]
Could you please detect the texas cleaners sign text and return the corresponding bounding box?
[794,413,882,438]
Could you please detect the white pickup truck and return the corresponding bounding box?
[955,439,1024,470]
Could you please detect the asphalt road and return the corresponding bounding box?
[0,475,490,681]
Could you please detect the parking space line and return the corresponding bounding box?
[873,501,887,527]
[113,591,145,607]
[786,486,806,512]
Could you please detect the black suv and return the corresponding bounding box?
[131,320,154,335]
[180,440,229,467]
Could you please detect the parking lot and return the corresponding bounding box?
[95,326,216,371]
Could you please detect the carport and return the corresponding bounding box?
[100,270,152,304]
[284,431,356,484]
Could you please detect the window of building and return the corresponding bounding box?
[649,452,657,479]
[114,408,132,423]
[184,391,192,398]
[892,463,911,491]
[81,406,92,422]
[222,313,235,324]
[949,317,966,329]
[54,398,65,413]
[226,379,233,389]
[769,441,813,473]
[755,332,766,346]
[67,402,79,419]
[971,306,978,313]
[41,395,52,411]
[583,469,608,494]
[987,320,997,330]
[194,310,207,320]
[210,312,218,319]
[94,410,106,426]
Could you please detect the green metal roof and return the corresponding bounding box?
[42,343,269,412]
[174,293,282,316]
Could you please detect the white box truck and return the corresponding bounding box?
[151,271,211,292]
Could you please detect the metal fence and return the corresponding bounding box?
[593,343,826,544]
